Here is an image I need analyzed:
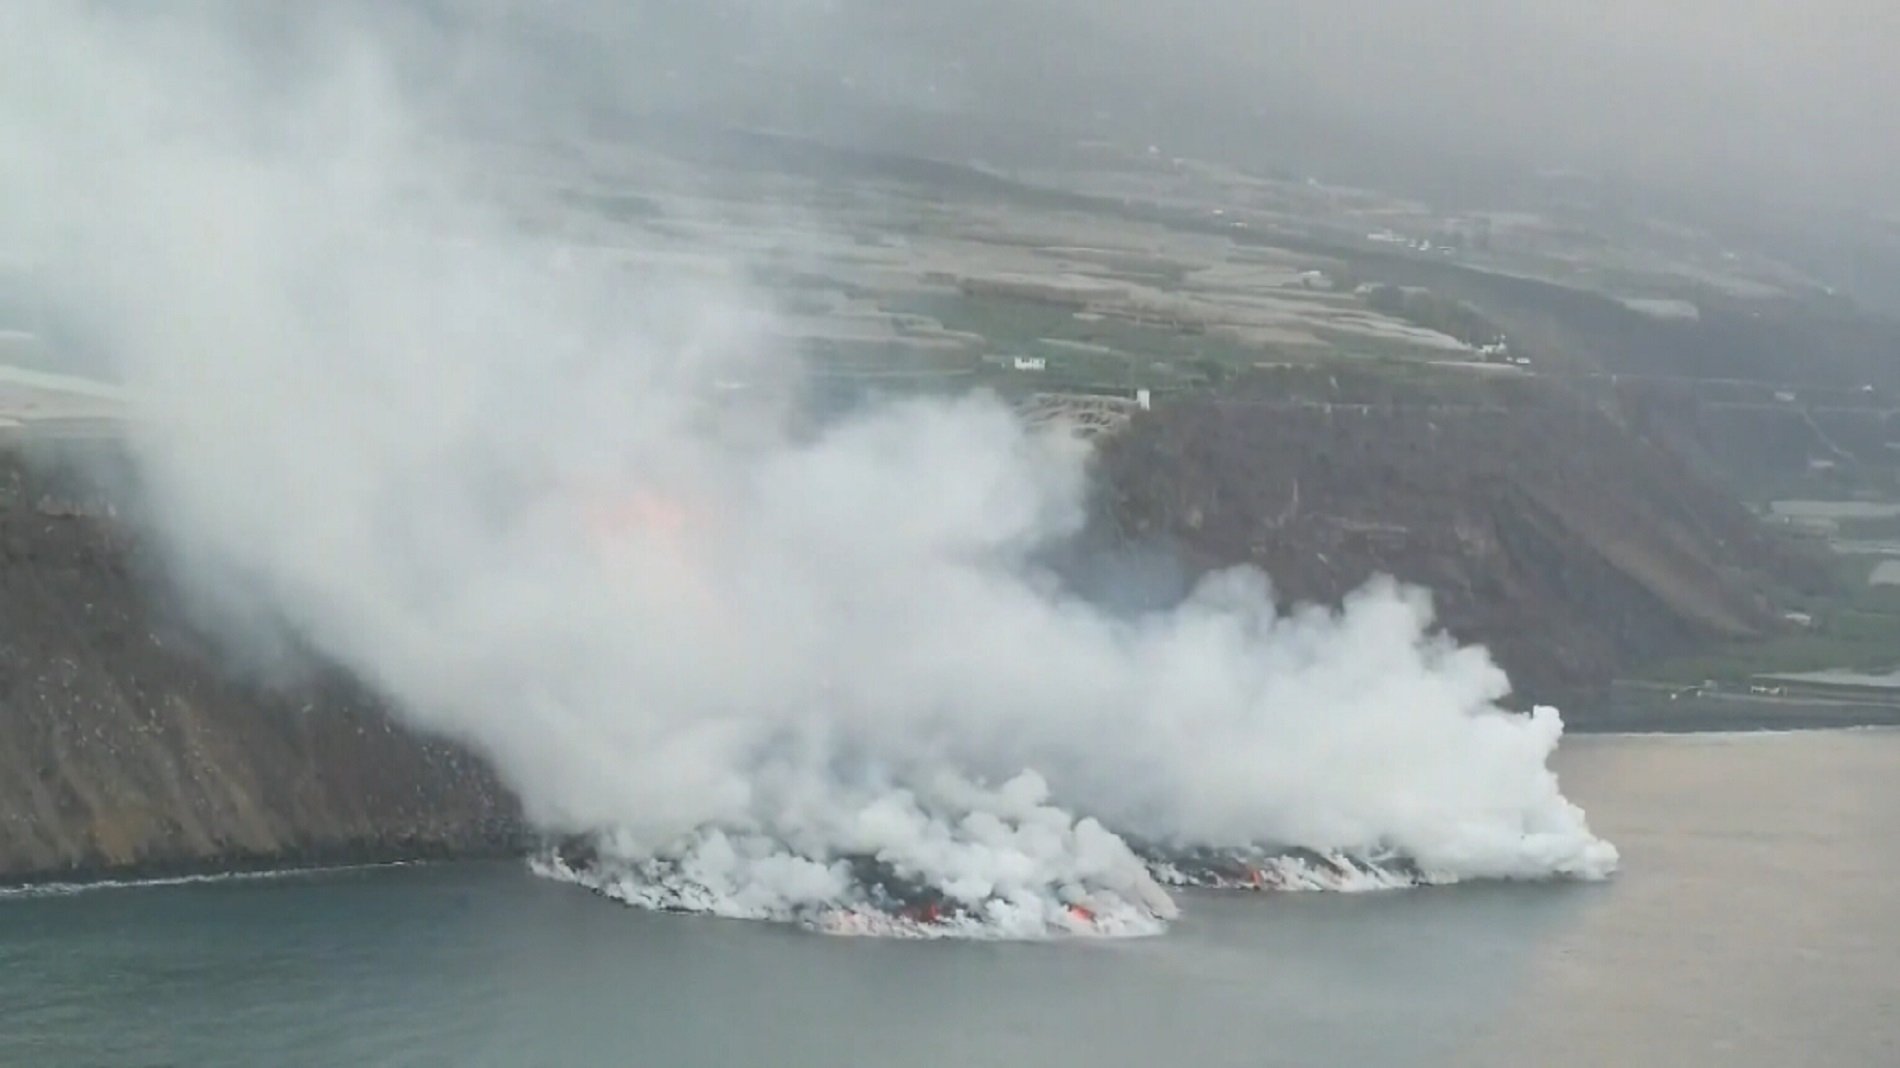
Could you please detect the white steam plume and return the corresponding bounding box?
[3,4,1613,936]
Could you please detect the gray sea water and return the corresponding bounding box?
[4,731,1899,1067]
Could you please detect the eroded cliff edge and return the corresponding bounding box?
[0,373,1817,881]
[0,446,520,881]
[1096,372,1820,701]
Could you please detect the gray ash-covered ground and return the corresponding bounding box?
[1136,843,1431,891]
[546,835,989,925]
[541,829,1440,939]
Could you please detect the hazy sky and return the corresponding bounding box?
[479,0,1898,211]
[1200,1,1900,206]
[70,1,1894,213]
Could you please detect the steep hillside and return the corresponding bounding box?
[1095,371,1819,699]
[0,447,520,881]
[1615,377,1900,501]
[0,369,1815,879]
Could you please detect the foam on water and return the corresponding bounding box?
[0,862,419,900]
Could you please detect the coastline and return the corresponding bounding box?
[1562,697,1900,735]
[8,710,1897,898]
[0,834,530,898]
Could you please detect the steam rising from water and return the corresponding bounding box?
[5,5,1613,937]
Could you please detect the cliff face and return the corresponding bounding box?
[1095,375,1817,699]
[0,447,520,881]
[0,373,1806,879]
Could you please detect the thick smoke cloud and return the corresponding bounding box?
[4,3,1612,936]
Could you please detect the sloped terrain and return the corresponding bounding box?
[1095,373,1817,699]
[0,448,520,881]
[0,371,1811,880]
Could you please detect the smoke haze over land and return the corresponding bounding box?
[466,0,1900,211]
[2,2,1618,934]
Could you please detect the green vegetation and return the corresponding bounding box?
[752,268,878,300]
[1639,626,1900,685]
[1308,325,1468,364]
[800,338,975,376]
[882,291,1261,389]
[1833,514,1900,540]
[1640,555,1900,684]
[1358,285,1506,347]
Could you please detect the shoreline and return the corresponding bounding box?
[0,835,528,899]
[5,715,1894,899]
[0,859,443,900]
[1562,704,1900,735]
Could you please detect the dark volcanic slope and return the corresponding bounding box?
[1097,375,1815,698]
[0,372,1807,877]
[0,447,519,881]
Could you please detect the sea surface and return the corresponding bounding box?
[4,731,1899,1067]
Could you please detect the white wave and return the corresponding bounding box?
[0,861,418,901]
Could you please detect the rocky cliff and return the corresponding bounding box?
[0,446,519,881]
[0,371,1809,880]
[1094,370,1819,700]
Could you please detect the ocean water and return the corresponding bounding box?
[3,731,1899,1067]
